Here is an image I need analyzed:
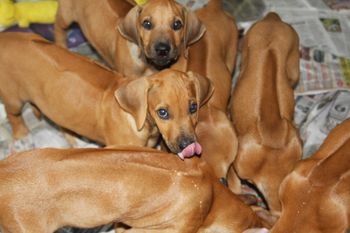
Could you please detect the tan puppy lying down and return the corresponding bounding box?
[0,32,213,158]
[229,12,302,212]
[0,146,266,233]
[245,118,350,233]
[54,0,205,76]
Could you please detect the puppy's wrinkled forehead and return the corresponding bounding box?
[149,71,196,101]
[140,0,184,25]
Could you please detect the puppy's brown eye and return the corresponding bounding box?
[189,102,197,114]
[157,108,169,120]
[143,20,152,30]
[172,20,182,31]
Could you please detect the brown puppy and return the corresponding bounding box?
[0,146,265,233]
[0,32,213,157]
[269,118,350,233]
[54,0,205,76]
[168,0,239,183]
[229,12,302,212]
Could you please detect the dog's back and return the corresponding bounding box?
[231,13,302,212]
[0,146,270,233]
[232,13,299,147]
[0,32,120,142]
[0,32,117,92]
[271,119,350,233]
[0,32,118,114]
[0,147,212,232]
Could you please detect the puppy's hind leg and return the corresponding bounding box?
[54,1,74,48]
[2,97,28,139]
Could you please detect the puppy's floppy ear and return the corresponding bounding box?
[117,5,141,45]
[114,78,150,130]
[187,71,214,106]
[184,8,206,46]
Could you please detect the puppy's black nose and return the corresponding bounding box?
[155,42,170,56]
[178,137,195,151]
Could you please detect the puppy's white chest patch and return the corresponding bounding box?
[127,41,143,66]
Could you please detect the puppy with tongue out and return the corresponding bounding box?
[144,72,213,159]
[177,141,202,160]
[120,70,213,159]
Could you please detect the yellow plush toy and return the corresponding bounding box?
[0,0,58,28]
[134,0,148,5]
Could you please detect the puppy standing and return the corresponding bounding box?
[54,0,205,76]
[229,13,302,212]
[0,32,213,157]
[0,146,266,233]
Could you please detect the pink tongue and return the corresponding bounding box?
[178,142,202,159]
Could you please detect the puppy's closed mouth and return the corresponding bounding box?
[177,142,202,160]
[147,56,176,69]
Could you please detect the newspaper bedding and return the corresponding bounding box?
[1,0,350,233]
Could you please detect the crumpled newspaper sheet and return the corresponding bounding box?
[295,90,350,158]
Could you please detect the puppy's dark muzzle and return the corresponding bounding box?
[147,42,176,69]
